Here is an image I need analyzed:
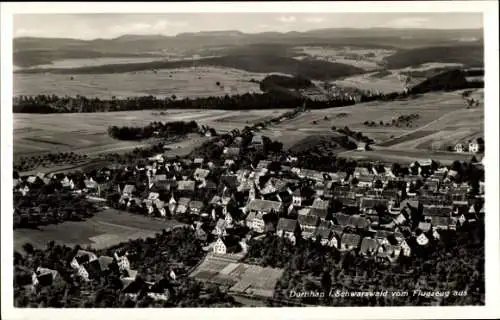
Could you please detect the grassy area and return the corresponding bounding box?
[14,208,184,252]
[13,109,284,156]
[14,66,264,99]
[339,148,480,165]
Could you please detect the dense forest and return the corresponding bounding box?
[107,120,200,141]
[259,74,314,92]
[14,185,99,229]
[383,44,484,69]
[410,69,484,95]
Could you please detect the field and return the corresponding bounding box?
[294,46,395,71]
[14,66,265,99]
[331,62,465,94]
[18,57,171,70]
[14,109,289,158]
[264,88,483,163]
[14,209,184,252]
[338,148,481,165]
[190,253,284,299]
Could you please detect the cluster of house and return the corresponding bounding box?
[100,152,483,261]
[30,249,174,302]
[454,139,483,153]
[16,138,484,265]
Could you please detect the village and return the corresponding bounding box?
[13,119,485,305]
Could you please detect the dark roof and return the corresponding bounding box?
[314,227,331,239]
[423,205,452,217]
[83,259,102,279]
[312,198,330,210]
[418,222,432,232]
[429,216,452,227]
[330,225,344,236]
[360,197,388,209]
[98,256,114,271]
[219,236,242,253]
[247,199,282,212]
[277,218,298,233]
[221,175,239,189]
[360,237,379,254]
[298,214,319,227]
[310,207,328,220]
[341,233,361,247]
[37,273,54,287]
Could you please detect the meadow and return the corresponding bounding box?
[271,88,483,162]
[14,66,264,99]
[13,108,288,157]
[14,209,184,252]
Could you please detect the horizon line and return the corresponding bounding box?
[13,26,484,41]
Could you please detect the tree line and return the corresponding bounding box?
[107,120,200,141]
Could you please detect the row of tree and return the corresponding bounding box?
[107,120,199,141]
[14,187,99,229]
[14,152,88,172]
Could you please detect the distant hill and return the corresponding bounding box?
[13,49,160,68]
[14,28,483,67]
[384,44,484,69]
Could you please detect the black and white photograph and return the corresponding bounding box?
[1,2,499,320]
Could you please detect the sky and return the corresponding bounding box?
[13,13,483,40]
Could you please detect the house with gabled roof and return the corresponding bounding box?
[376,244,402,262]
[340,233,361,251]
[353,167,371,178]
[298,215,319,239]
[70,250,98,270]
[246,211,266,233]
[223,147,241,159]
[423,205,453,218]
[213,236,242,255]
[429,216,452,230]
[177,180,195,194]
[359,237,379,256]
[175,197,191,215]
[313,227,334,246]
[251,135,264,150]
[213,218,229,237]
[189,200,205,215]
[193,168,210,182]
[417,221,432,233]
[360,197,388,214]
[276,218,300,244]
[246,199,283,216]
[32,267,61,289]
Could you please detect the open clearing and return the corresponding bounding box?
[14,66,265,99]
[14,109,288,157]
[14,209,185,252]
[338,148,480,165]
[294,46,395,71]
